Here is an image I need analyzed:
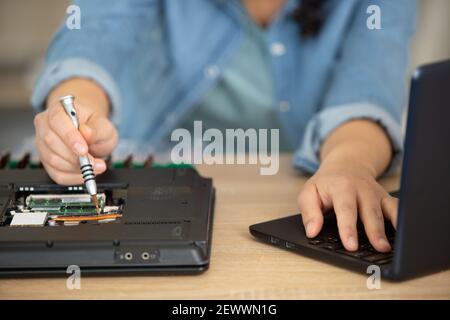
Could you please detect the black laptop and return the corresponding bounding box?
[250,60,450,281]
[0,166,215,276]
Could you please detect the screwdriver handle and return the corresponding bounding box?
[59,95,97,196]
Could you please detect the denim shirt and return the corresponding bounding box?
[31,0,417,173]
[180,9,293,148]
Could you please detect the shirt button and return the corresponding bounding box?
[278,101,290,112]
[270,42,286,57]
[204,65,220,79]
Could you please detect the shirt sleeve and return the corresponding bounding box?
[30,0,159,124]
[293,0,417,174]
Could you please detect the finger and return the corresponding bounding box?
[36,137,79,173]
[381,195,399,229]
[359,193,391,252]
[332,186,359,251]
[41,161,85,185]
[47,106,88,156]
[38,114,108,172]
[298,183,324,238]
[80,117,118,157]
[37,137,107,175]
[92,158,107,173]
[82,116,117,144]
[36,119,79,166]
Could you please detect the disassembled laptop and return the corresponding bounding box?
[0,139,214,276]
[0,139,181,231]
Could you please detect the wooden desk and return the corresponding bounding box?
[1,154,449,299]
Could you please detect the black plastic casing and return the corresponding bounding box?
[0,167,215,276]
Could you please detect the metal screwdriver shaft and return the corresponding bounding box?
[59,95,99,213]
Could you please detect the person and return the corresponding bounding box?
[31,0,417,253]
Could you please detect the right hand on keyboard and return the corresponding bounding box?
[34,78,118,185]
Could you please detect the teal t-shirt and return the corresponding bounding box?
[180,17,291,151]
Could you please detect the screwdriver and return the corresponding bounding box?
[59,95,100,213]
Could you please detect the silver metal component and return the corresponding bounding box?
[63,221,80,226]
[26,193,106,206]
[59,95,80,128]
[10,211,48,227]
[98,218,117,223]
[59,95,98,198]
[48,220,57,227]
[103,205,120,213]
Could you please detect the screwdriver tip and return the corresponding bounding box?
[91,194,100,214]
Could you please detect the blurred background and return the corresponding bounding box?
[0,0,449,110]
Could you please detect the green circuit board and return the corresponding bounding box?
[25,193,105,216]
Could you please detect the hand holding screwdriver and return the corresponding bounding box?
[33,78,118,185]
[60,95,100,211]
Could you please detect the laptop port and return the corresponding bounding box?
[269,236,280,244]
[285,241,296,249]
[124,252,133,261]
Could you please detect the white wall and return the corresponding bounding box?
[410,0,450,69]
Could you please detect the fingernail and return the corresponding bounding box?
[305,222,314,237]
[73,142,87,155]
[379,238,391,250]
[347,236,358,250]
[94,161,106,171]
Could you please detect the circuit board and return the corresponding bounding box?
[26,194,106,216]
[1,190,124,227]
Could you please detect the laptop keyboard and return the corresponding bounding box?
[308,234,395,265]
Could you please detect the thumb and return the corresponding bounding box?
[79,123,95,144]
[80,116,114,144]
[80,116,118,157]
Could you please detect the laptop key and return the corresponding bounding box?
[336,249,374,258]
[308,239,323,245]
[318,242,343,251]
[364,253,393,262]
[359,242,371,249]
[373,258,392,265]
[327,237,340,243]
